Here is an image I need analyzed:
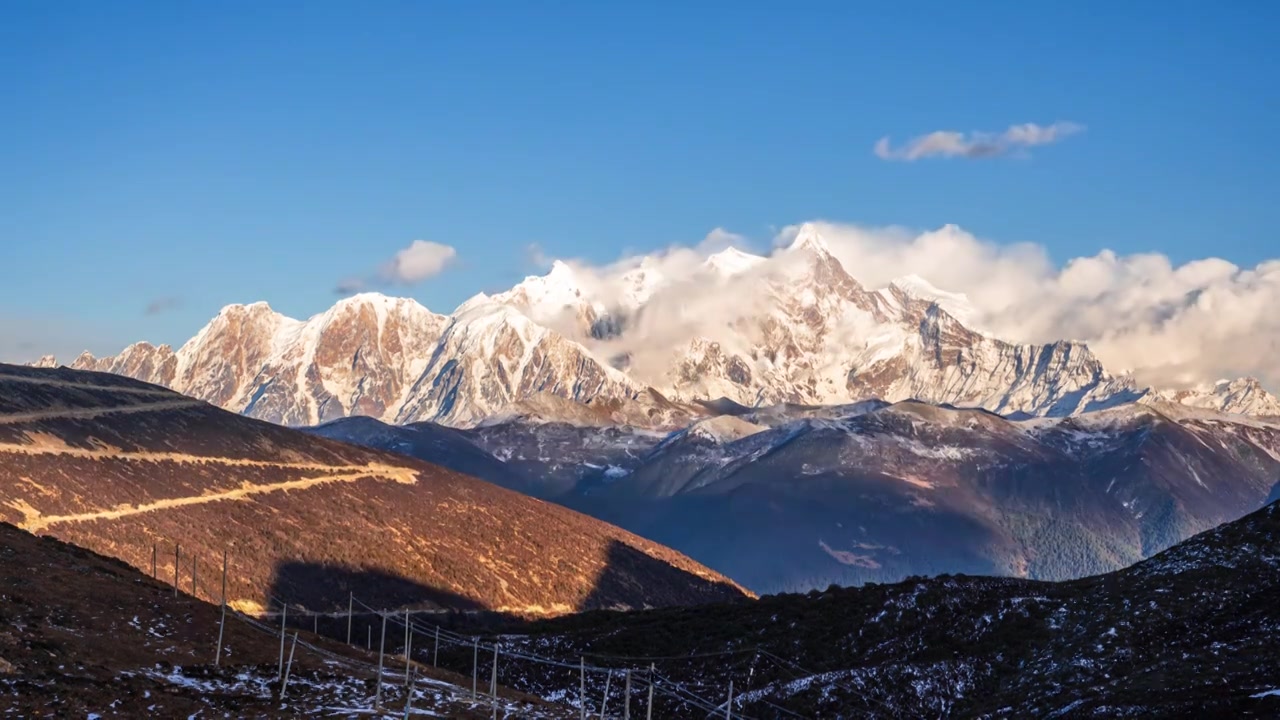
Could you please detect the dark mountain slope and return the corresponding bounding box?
[319,396,1280,595]
[0,364,746,616]
[456,500,1280,718]
[305,415,515,488]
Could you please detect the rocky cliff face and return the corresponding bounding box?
[68,295,448,426]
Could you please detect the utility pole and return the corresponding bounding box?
[346,592,353,645]
[403,674,416,719]
[490,646,499,720]
[404,608,412,688]
[599,670,612,720]
[375,614,387,711]
[280,632,298,698]
[580,657,586,720]
[726,679,733,720]
[646,664,655,720]
[277,604,287,680]
[151,543,157,578]
[191,556,197,596]
[472,638,479,700]
[214,550,227,667]
[173,544,180,596]
[625,669,632,719]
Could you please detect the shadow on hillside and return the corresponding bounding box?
[267,561,487,613]
[580,540,743,610]
[263,540,743,644]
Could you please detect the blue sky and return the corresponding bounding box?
[2,1,1276,360]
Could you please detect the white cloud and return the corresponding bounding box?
[380,240,457,284]
[337,239,458,294]
[778,221,1280,392]
[528,221,1280,394]
[874,122,1083,161]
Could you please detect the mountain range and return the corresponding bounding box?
[313,396,1280,594]
[33,224,1280,427]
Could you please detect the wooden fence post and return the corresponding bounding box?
[625,669,631,719]
[580,657,586,720]
[173,543,180,596]
[151,543,157,578]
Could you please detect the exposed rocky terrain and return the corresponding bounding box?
[0,363,746,616]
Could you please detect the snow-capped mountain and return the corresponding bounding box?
[393,300,644,426]
[72,294,448,425]
[39,224,1279,425]
[646,228,1147,416]
[1150,377,1280,417]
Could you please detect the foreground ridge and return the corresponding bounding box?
[0,363,747,615]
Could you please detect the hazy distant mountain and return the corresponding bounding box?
[320,397,1280,594]
[38,224,1280,427]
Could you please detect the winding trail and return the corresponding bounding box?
[0,399,205,425]
[7,467,419,532]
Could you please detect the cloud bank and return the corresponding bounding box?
[779,222,1280,391]
[541,222,1280,393]
[874,122,1083,161]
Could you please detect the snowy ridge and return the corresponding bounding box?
[40,224,1280,427]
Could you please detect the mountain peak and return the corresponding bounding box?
[890,274,980,326]
[215,300,278,318]
[787,223,832,254]
[704,247,766,277]
[547,259,575,279]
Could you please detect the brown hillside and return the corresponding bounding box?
[0,364,747,616]
[0,520,573,718]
